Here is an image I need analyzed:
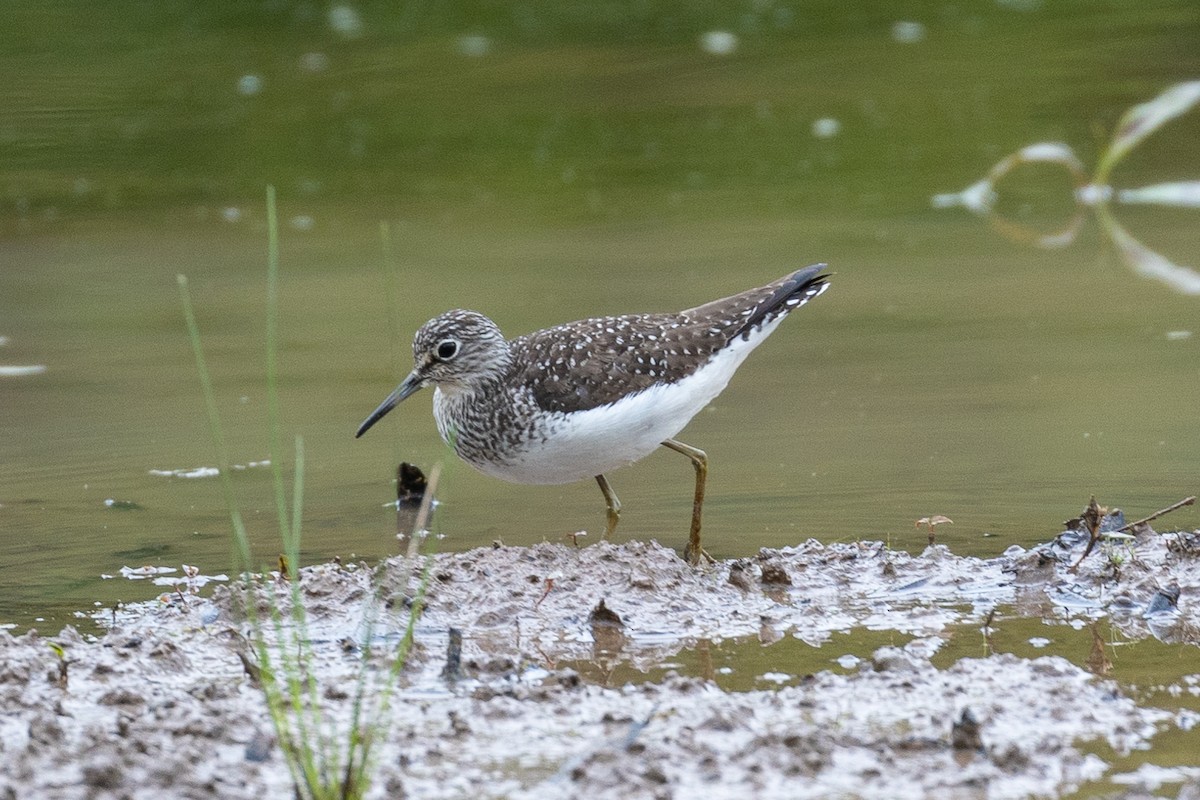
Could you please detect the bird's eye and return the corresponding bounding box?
[436,339,459,360]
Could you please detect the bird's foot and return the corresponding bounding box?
[683,541,715,568]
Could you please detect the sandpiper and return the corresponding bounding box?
[356,264,831,565]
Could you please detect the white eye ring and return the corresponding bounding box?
[436,339,460,360]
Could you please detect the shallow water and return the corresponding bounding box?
[2,3,1199,639]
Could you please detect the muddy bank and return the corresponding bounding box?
[1,528,1197,799]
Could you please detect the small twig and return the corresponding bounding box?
[237,650,262,684]
[532,642,557,670]
[534,578,555,609]
[1069,496,1108,571]
[1115,495,1195,533]
[441,627,462,683]
[981,608,996,658]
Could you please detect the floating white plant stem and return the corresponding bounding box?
[0,365,47,377]
[1096,80,1200,184]
[1116,181,1200,208]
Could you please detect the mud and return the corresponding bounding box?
[1,526,1198,799]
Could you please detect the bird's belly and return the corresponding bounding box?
[467,340,763,485]
[478,401,678,485]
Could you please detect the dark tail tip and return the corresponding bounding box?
[732,263,831,340]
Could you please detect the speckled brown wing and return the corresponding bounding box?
[514,265,827,414]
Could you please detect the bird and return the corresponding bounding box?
[356,264,831,565]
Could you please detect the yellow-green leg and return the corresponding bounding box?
[661,438,714,567]
[595,474,621,539]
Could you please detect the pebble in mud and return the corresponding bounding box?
[82,756,123,789]
[244,731,273,763]
[1009,548,1059,585]
[870,646,924,673]
[727,559,755,591]
[951,708,985,751]
[757,557,792,586]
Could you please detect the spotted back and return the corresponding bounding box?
[516,265,829,414]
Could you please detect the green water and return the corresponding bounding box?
[2,2,1199,632]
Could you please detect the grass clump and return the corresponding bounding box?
[178,186,429,800]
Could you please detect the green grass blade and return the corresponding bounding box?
[291,433,305,548]
[176,275,252,570]
[265,184,291,547]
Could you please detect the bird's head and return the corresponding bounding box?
[355,310,508,438]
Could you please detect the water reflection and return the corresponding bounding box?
[933,81,1200,295]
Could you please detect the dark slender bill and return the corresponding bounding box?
[355,372,423,437]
